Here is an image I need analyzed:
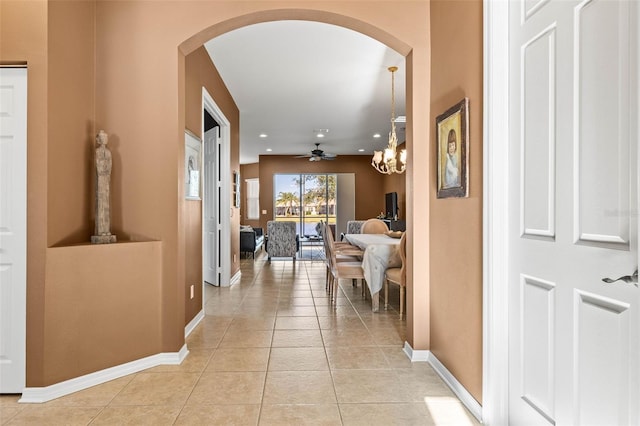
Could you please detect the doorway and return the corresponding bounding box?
[202,88,231,288]
[484,1,640,423]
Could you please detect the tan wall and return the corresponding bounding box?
[6,1,440,391]
[44,242,163,384]
[257,155,387,230]
[383,167,407,220]
[240,163,261,229]
[48,0,96,247]
[430,0,483,402]
[184,46,241,322]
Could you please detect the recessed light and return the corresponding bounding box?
[259,133,268,138]
[373,133,381,138]
[314,128,329,138]
[266,148,272,152]
[358,149,365,152]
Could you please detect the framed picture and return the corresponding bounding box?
[436,98,469,198]
[185,130,201,200]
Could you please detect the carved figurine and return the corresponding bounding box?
[91,130,117,244]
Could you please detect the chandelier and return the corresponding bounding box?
[372,66,406,174]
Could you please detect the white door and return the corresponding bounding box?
[508,0,639,424]
[203,125,220,286]
[0,67,27,393]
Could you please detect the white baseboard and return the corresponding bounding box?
[185,309,204,338]
[403,342,483,423]
[403,341,430,362]
[19,344,189,404]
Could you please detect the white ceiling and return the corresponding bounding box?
[204,20,406,164]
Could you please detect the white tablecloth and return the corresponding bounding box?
[343,234,402,306]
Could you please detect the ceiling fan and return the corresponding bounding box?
[296,143,337,161]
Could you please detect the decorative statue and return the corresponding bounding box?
[91,130,117,244]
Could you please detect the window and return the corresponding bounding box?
[274,174,336,236]
[245,178,260,220]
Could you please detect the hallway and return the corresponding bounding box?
[0,256,479,425]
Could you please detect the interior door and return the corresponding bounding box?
[508,0,639,424]
[203,126,220,285]
[0,67,27,393]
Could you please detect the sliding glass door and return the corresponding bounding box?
[274,174,336,236]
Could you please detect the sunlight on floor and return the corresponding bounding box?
[424,396,478,425]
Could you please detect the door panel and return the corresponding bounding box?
[521,26,556,239]
[509,0,639,424]
[520,275,555,423]
[575,0,631,246]
[574,291,630,425]
[203,127,219,285]
[0,67,27,393]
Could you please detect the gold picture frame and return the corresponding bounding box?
[436,98,469,198]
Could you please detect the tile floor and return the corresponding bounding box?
[1,254,480,425]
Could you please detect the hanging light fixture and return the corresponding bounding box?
[372,66,406,175]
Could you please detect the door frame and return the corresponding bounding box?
[0,66,28,393]
[202,87,231,290]
[482,1,510,424]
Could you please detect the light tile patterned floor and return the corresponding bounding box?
[1,255,480,425]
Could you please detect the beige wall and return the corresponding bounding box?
[48,0,96,247]
[44,242,163,383]
[2,1,488,400]
[245,156,398,230]
[382,165,407,220]
[257,155,387,231]
[430,0,483,402]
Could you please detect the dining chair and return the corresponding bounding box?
[361,218,388,234]
[324,224,365,302]
[341,220,366,240]
[384,231,407,317]
[328,221,366,298]
[320,222,363,294]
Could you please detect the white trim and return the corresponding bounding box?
[202,87,231,290]
[403,342,483,423]
[483,0,511,425]
[230,269,242,286]
[403,341,430,362]
[19,345,189,403]
[245,178,260,220]
[0,68,28,393]
[185,309,204,338]
[428,352,483,423]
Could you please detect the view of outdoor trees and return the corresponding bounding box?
[274,174,337,236]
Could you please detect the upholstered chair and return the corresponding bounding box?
[361,218,388,234]
[346,220,366,235]
[266,221,298,262]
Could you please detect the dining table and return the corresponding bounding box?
[343,233,402,312]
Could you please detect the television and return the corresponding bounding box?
[385,192,398,220]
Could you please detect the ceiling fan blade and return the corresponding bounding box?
[322,156,336,160]
[323,153,337,158]
[294,155,310,158]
